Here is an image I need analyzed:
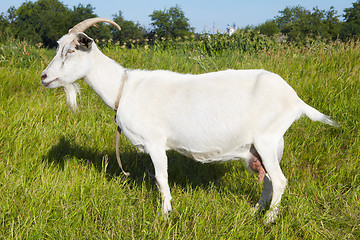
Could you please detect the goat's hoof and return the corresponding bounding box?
[263,210,278,225]
[159,209,172,220]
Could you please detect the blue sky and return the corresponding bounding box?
[0,0,356,33]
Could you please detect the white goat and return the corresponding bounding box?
[41,18,337,223]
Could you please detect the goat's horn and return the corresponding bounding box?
[69,17,121,34]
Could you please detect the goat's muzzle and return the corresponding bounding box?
[41,73,47,81]
[41,73,59,87]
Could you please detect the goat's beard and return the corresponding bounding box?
[64,83,80,113]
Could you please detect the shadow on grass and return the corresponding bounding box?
[43,135,260,203]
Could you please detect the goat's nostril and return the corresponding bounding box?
[41,74,47,81]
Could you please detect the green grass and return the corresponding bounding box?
[0,39,359,239]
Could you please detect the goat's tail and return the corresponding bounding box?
[301,100,339,127]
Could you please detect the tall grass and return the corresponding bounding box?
[0,39,359,239]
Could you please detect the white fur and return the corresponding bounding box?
[41,32,337,223]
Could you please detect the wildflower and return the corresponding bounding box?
[36,42,43,48]
[23,45,29,55]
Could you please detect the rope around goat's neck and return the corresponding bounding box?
[114,69,127,111]
[114,69,130,176]
[116,127,130,176]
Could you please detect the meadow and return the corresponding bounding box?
[0,37,359,239]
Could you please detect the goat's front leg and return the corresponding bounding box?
[147,146,172,214]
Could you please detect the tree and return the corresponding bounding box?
[2,0,113,48]
[13,0,72,47]
[256,20,279,36]
[323,7,342,39]
[340,0,360,40]
[275,5,340,42]
[149,5,193,38]
[0,13,12,41]
[112,11,145,46]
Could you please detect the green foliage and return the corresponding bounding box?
[112,11,146,47]
[146,28,279,61]
[255,20,279,36]
[340,0,360,40]
[205,29,278,55]
[275,5,341,42]
[13,0,72,48]
[0,0,125,48]
[0,13,12,42]
[344,0,360,24]
[149,5,193,39]
[2,1,360,48]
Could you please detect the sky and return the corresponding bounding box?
[0,0,356,33]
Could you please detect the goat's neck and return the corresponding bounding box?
[84,48,125,110]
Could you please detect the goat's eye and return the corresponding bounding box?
[65,49,75,57]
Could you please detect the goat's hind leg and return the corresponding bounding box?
[253,137,284,212]
[254,137,286,223]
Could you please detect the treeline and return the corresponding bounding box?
[0,0,146,48]
[1,0,360,49]
[0,0,193,48]
[254,3,360,42]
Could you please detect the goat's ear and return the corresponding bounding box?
[76,32,93,51]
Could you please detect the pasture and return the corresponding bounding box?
[0,38,359,239]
